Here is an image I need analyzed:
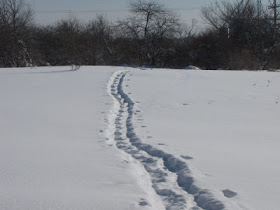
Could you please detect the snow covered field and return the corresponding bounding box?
[1,66,280,210]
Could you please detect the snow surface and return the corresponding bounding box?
[124,69,280,210]
[1,66,280,210]
[0,67,162,210]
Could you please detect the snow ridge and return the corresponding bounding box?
[109,71,225,210]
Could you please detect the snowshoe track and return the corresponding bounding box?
[108,71,225,210]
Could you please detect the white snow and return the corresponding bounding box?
[0,66,161,210]
[1,66,280,210]
[125,69,280,210]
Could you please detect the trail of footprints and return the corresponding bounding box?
[109,71,226,210]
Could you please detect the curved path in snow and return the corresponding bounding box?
[107,70,226,210]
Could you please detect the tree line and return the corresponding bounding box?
[1,0,280,70]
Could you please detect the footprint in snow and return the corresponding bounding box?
[190,207,200,210]
[222,189,237,198]
[181,155,193,160]
[208,100,215,105]
[139,199,149,206]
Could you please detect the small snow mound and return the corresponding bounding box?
[185,66,201,70]
[268,69,280,72]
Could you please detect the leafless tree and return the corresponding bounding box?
[83,15,114,65]
[201,0,278,69]
[0,0,33,67]
[118,0,181,66]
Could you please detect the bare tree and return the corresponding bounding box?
[0,0,33,67]
[201,0,277,69]
[83,15,114,65]
[118,0,181,66]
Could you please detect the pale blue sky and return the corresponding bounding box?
[27,0,272,26]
